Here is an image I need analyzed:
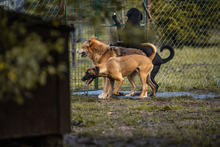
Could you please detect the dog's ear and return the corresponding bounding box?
[87,38,94,47]
[94,66,99,75]
[126,9,133,17]
[91,36,98,40]
[87,39,92,44]
[88,37,97,47]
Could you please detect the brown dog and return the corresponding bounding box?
[78,37,156,98]
[82,50,156,99]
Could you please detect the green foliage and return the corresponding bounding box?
[0,9,67,104]
[151,0,220,46]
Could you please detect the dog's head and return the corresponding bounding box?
[120,8,144,45]
[126,8,143,24]
[82,66,100,86]
[77,36,98,57]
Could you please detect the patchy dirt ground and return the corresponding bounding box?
[64,93,220,147]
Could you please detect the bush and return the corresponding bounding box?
[0,8,67,104]
[151,0,220,46]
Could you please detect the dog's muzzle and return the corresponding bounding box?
[82,75,95,86]
[81,51,87,57]
[77,51,87,57]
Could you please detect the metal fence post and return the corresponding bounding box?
[71,23,76,67]
[143,0,151,40]
[146,0,151,26]
[143,0,147,32]
[94,0,99,90]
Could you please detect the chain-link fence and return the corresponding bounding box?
[67,0,220,93]
[67,0,149,91]
[1,0,219,93]
[0,0,60,20]
[150,0,220,92]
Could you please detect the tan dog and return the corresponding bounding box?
[82,51,156,99]
[78,37,156,98]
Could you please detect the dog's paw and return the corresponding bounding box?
[149,93,155,97]
[135,97,143,100]
[98,97,106,99]
[126,93,134,97]
[112,13,117,19]
[114,92,125,96]
[98,94,104,99]
[98,94,109,99]
[98,97,110,100]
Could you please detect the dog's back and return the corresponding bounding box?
[110,46,145,56]
[106,54,152,77]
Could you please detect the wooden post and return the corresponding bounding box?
[59,1,66,25]
[146,0,151,27]
[143,0,151,40]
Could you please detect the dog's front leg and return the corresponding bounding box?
[113,78,125,96]
[107,78,114,99]
[98,77,109,99]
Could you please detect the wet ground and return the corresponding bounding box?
[73,90,219,99]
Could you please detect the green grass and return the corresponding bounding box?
[70,46,220,92]
[158,46,220,92]
[69,94,220,146]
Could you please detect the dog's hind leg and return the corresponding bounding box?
[137,72,148,99]
[150,65,161,95]
[126,71,137,97]
[146,74,156,97]
[107,78,115,98]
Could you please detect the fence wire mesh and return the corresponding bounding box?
[67,0,220,93]
[150,0,220,92]
[1,0,219,93]
[0,0,60,20]
[67,0,149,91]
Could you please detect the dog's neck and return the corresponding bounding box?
[126,18,141,27]
[97,64,108,77]
[89,42,111,65]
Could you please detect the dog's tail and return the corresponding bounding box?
[140,43,157,61]
[160,45,175,64]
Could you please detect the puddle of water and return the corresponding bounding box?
[73,90,219,99]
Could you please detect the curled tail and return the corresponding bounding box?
[140,43,157,61]
[160,45,175,64]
